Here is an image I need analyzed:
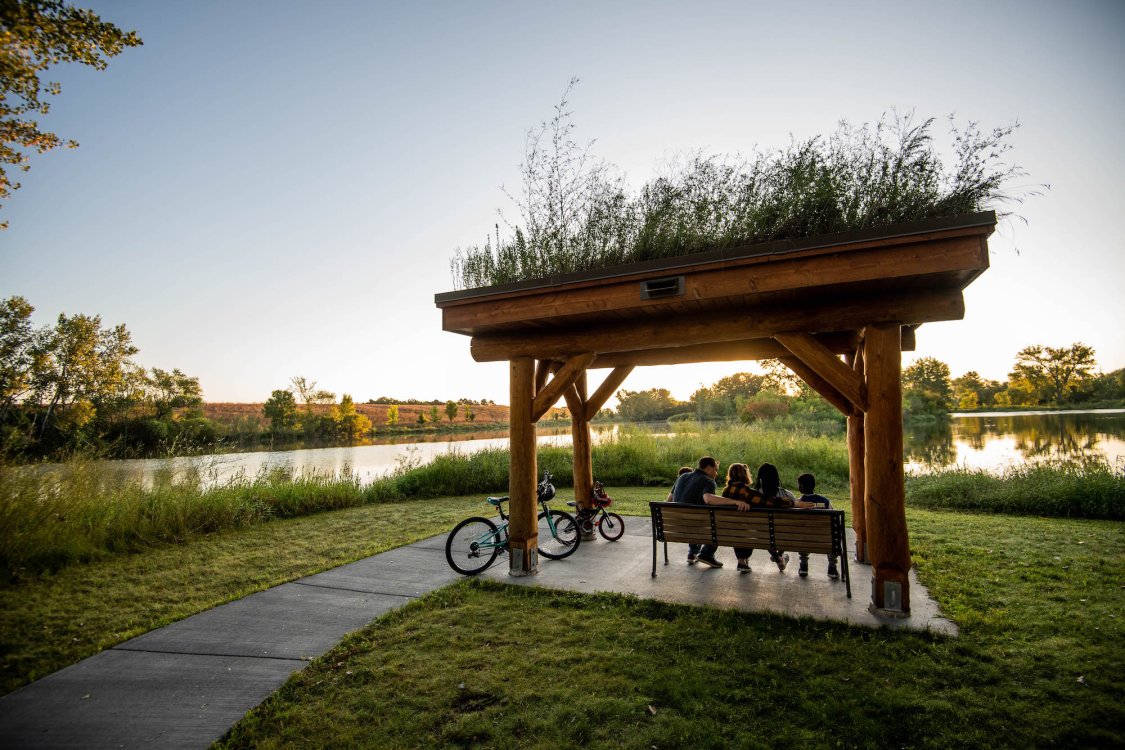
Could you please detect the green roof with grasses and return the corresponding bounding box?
[450,94,1039,292]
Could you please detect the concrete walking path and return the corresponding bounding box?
[0,518,954,749]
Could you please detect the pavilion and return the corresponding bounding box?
[435,211,996,614]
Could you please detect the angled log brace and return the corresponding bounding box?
[531,352,596,422]
[775,332,868,413]
[583,366,634,422]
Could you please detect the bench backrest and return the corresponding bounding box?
[651,501,844,554]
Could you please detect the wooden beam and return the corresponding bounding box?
[846,346,868,564]
[863,323,910,612]
[534,359,551,396]
[531,352,596,422]
[775,332,868,412]
[508,357,538,576]
[779,356,856,417]
[901,325,917,352]
[469,290,964,362]
[584,366,633,422]
[588,332,860,368]
[563,374,595,516]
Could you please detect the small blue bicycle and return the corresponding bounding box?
[444,471,581,575]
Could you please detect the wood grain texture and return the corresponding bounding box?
[776,332,868,412]
[508,357,538,573]
[863,324,911,611]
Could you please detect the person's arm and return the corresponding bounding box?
[702,492,750,511]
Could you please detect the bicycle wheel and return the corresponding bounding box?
[597,512,626,542]
[537,509,581,560]
[445,516,501,575]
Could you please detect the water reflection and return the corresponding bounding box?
[904,409,1125,473]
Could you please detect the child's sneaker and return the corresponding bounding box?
[827,560,840,579]
[773,552,790,572]
[798,558,808,577]
[687,553,697,565]
[736,560,752,574]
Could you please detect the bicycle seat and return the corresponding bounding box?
[566,501,577,507]
[487,496,510,506]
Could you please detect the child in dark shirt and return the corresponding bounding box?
[794,473,839,579]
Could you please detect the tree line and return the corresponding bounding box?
[1,296,211,457]
[262,380,483,438]
[903,343,1122,415]
[0,297,500,459]
[608,344,1123,423]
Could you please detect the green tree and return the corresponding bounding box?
[289,376,335,414]
[263,389,298,432]
[444,400,458,424]
[146,367,202,419]
[385,403,399,426]
[417,410,426,424]
[463,403,475,422]
[902,357,953,417]
[0,1,142,227]
[740,391,790,422]
[1088,368,1125,402]
[334,393,371,440]
[691,371,766,419]
[31,312,138,439]
[1010,343,1097,404]
[0,295,38,423]
[429,404,440,423]
[616,388,684,422]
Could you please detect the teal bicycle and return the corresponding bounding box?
[444,471,581,575]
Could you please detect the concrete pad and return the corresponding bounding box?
[299,543,460,596]
[483,527,957,635]
[0,649,302,750]
[116,582,407,659]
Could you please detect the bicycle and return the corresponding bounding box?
[568,480,626,541]
[445,471,581,575]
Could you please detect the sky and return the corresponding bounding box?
[2,0,1124,407]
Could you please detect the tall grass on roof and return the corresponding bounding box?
[451,83,1040,290]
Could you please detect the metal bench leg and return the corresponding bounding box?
[652,535,657,577]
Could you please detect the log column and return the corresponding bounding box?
[863,323,910,613]
[508,357,538,576]
[563,372,595,538]
[846,347,868,564]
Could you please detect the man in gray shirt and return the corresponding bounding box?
[671,456,723,567]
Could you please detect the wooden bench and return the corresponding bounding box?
[649,501,851,597]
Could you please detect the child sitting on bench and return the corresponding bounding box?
[794,473,840,580]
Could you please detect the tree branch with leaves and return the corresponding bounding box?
[0,0,142,227]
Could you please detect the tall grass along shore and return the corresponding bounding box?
[2,424,1121,580]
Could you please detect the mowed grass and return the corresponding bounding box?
[216,509,1125,750]
[0,493,490,695]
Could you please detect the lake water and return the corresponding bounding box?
[904,409,1125,474]
[20,411,1125,487]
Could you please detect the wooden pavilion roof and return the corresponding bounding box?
[435,211,996,368]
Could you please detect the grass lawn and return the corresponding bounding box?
[215,507,1124,749]
[3,486,1123,748]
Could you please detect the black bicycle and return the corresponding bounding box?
[568,480,625,541]
[445,471,581,575]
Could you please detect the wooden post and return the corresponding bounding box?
[509,357,538,576]
[863,324,910,612]
[846,346,868,564]
[564,372,595,538]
